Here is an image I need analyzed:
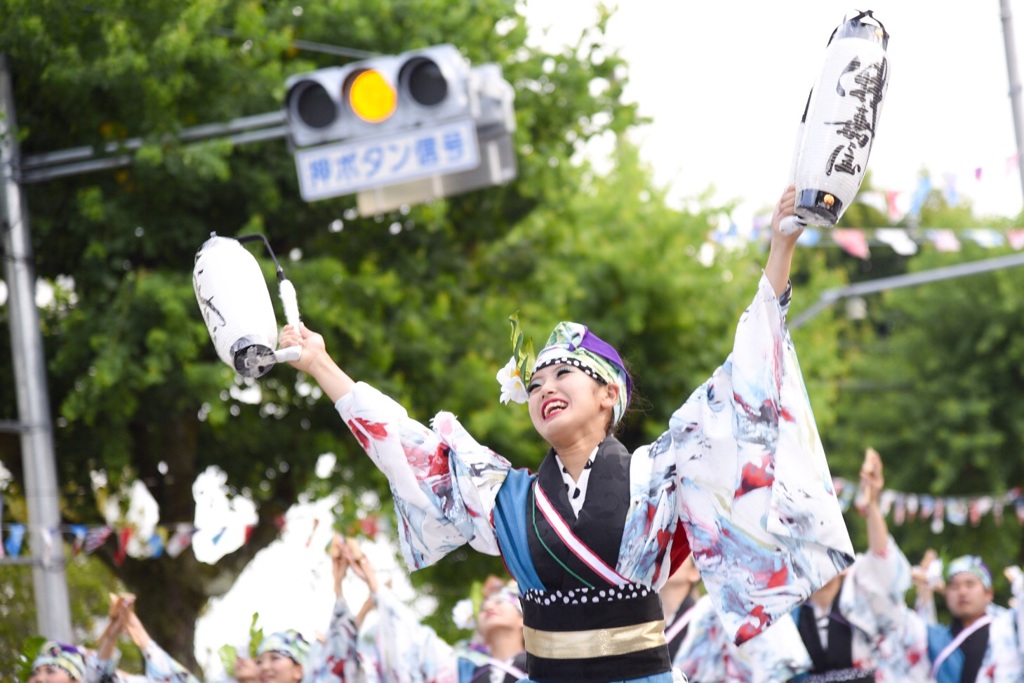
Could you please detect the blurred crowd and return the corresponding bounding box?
[22,448,1024,683]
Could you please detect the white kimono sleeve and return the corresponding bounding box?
[336,386,511,569]
[669,274,855,644]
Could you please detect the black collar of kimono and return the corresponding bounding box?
[950,617,990,683]
[798,587,855,672]
[531,436,631,589]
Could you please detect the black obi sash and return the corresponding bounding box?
[528,436,631,592]
[520,437,671,683]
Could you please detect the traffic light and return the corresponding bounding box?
[283,44,517,212]
[285,44,475,148]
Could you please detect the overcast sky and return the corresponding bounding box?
[527,0,1024,223]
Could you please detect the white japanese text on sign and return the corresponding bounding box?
[294,118,480,201]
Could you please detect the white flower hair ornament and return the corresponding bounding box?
[497,312,535,405]
[498,313,632,424]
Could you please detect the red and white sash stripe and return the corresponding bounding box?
[533,482,629,587]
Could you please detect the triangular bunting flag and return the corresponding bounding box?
[146,530,165,559]
[927,229,961,252]
[165,524,195,559]
[875,228,919,256]
[797,228,820,246]
[70,525,88,556]
[1006,229,1024,250]
[114,527,134,566]
[84,525,113,554]
[965,229,1004,248]
[5,523,26,557]
[832,228,870,259]
[885,190,903,220]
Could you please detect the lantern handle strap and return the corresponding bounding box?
[235,234,304,362]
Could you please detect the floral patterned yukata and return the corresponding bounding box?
[671,592,810,682]
[335,275,855,683]
[673,535,926,682]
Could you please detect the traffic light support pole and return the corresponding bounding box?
[0,53,73,641]
[17,111,289,185]
[1000,0,1024,210]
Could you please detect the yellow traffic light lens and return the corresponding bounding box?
[349,70,397,123]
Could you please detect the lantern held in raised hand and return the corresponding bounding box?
[192,234,302,378]
[781,10,890,234]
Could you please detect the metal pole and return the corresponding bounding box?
[1000,0,1024,207]
[790,251,1024,328]
[0,53,72,640]
[17,111,288,184]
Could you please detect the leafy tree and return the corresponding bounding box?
[817,185,1024,609]
[0,0,855,670]
[0,0,649,669]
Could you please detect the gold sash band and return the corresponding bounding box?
[523,619,667,660]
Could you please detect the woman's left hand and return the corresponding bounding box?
[764,184,801,296]
[770,185,801,245]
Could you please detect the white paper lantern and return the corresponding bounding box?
[788,11,890,228]
[193,234,280,377]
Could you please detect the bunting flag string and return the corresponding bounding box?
[833,477,1024,535]
[717,223,1024,261]
[0,479,1013,561]
[0,521,203,563]
[0,513,381,563]
[709,164,1024,260]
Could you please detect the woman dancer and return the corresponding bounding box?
[279,185,853,683]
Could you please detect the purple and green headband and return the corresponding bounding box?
[947,555,992,590]
[32,641,86,681]
[497,316,631,424]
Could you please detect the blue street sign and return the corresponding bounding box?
[293,118,480,202]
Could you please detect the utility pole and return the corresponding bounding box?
[0,53,72,640]
[0,48,287,640]
[1000,0,1024,208]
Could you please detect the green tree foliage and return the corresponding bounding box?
[829,241,1024,561]
[0,0,741,670]
[0,0,857,671]
[815,178,1024,610]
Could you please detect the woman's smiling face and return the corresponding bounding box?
[527,362,616,447]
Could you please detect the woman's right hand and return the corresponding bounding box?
[279,323,326,374]
[278,323,355,402]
